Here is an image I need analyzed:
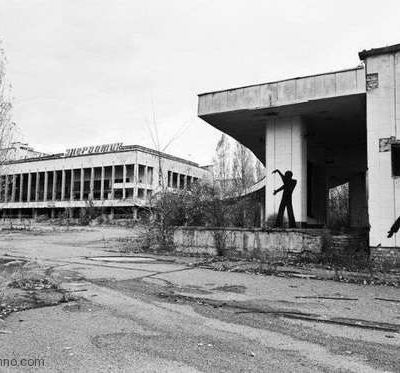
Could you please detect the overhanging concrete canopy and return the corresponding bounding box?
[198,67,366,163]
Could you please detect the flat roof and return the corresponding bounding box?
[359,43,400,60]
[5,144,202,169]
[198,66,364,97]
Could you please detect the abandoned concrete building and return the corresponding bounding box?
[0,143,208,219]
[198,42,400,257]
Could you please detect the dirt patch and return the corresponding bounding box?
[63,300,102,313]
[0,259,74,320]
[212,285,247,294]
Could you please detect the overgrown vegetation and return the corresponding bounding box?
[327,183,349,228]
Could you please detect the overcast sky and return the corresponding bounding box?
[0,0,399,164]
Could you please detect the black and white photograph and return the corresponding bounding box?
[0,1,399,371]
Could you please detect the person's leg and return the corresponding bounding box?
[388,216,400,237]
[275,199,285,227]
[287,200,296,228]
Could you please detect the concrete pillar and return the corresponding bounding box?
[184,175,187,189]
[4,175,8,203]
[33,209,37,220]
[122,164,127,199]
[52,171,57,201]
[27,173,32,202]
[100,166,105,201]
[360,48,400,246]
[349,172,369,228]
[133,206,138,220]
[43,172,48,202]
[144,166,148,185]
[177,173,180,189]
[90,167,94,200]
[61,169,66,201]
[109,207,114,220]
[70,169,74,201]
[111,165,115,199]
[260,202,265,228]
[11,174,16,202]
[51,208,55,219]
[80,168,84,201]
[134,164,138,197]
[35,172,40,202]
[265,116,307,227]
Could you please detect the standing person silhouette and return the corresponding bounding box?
[272,169,297,228]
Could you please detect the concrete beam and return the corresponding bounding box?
[198,67,365,117]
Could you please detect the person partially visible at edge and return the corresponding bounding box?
[387,216,400,238]
[272,169,297,228]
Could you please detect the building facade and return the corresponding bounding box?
[198,42,400,250]
[0,143,209,219]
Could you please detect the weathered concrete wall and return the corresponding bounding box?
[370,246,400,268]
[363,52,400,247]
[265,116,307,225]
[174,227,323,259]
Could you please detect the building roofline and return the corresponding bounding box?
[5,144,203,169]
[359,43,400,60]
[197,66,364,97]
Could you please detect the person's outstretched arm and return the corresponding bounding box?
[273,185,284,195]
[272,169,284,181]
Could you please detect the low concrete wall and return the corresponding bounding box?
[371,246,400,268]
[173,227,324,259]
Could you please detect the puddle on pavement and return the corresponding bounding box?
[87,256,157,263]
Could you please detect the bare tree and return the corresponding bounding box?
[232,141,255,196]
[213,134,231,196]
[0,42,14,166]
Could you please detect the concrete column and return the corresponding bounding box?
[33,209,37,220]
[144,166,148,185]
[61,169,66,201]
[80,168,84,201]
[35,172,40,202]
[11,174,16,202]
[70,169,74,201]
[19,174,23,202]
[260,202,265,228]
[43,172,48,202]
[349,172,369,228]
[122,164,127,199]
[134,164,138,197]
[360,49,400,246]
[100,166,105,201]
[27,173,32,202]
[52,171,57,201]
[133,206,138,220]
[184,175,187,189]
[51,208,55,219]
[109,207,114,220]
[89,168,94,200]
[111,165,115,199]
[4,175,8,203]
[177,173,180,189]
[265,116,307,227]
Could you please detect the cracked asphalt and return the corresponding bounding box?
[0,226,399,372]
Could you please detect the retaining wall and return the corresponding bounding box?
[173,227,324,259]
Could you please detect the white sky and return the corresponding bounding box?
[0,0,399,165]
